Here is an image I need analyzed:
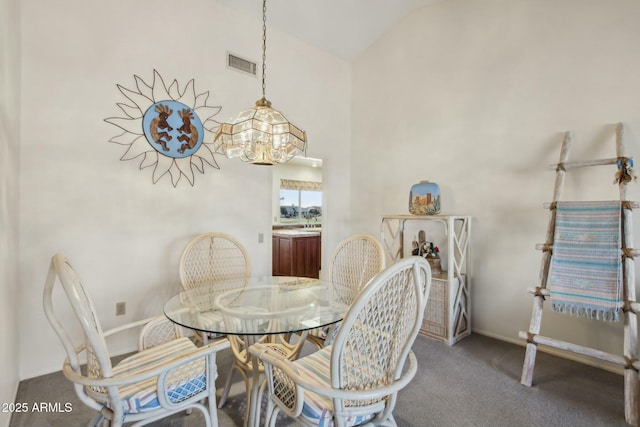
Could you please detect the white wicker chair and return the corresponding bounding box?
[43,253,229,427]
[307,234,385,349]
[250,256,432,427]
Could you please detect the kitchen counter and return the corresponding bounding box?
[272,229,321,237]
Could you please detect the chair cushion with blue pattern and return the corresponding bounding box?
[111,337,207,414]
[294,347,377,427]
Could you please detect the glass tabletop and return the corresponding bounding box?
[164,276,349,336]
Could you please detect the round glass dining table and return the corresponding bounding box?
[163,276,349,427]
[163,276,348,336]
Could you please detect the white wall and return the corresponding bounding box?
[18,0,351,379]
[24,0,640,390]
[351,0,640,361]
[0,0,21,424]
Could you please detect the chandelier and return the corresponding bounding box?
[214,0,307,165]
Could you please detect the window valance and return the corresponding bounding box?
[280,179,322,191]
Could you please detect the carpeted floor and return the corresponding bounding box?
[10,333,631,426]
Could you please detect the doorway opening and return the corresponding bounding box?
[271,157,323,278]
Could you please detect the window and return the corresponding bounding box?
[280,180,322,225]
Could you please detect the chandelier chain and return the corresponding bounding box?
[213,0,306,165]
[262,0,267,99]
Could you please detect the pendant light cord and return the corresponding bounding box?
[262,0,267,100]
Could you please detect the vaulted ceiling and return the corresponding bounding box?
[217,0,444,60]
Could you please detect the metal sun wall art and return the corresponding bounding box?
[105,70,222,187]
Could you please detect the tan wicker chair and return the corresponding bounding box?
[138,315,184,351]
[179,232,251,406]
[250,256,432,427]
[43,253,229,427]
[178,232,303,413]
[179,232,251,291]
[178,232,251,346]
[219,311,309,412]
[307,234,385,349]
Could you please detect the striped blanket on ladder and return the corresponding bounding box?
[549,201,623,321]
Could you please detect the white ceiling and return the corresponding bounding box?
[217,0,443,61]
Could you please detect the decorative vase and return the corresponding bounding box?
[426,256,442,275]
[409,181,440,215]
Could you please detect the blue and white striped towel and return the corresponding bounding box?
[549,201,622,321]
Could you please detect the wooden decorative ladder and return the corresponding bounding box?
[519,123,640,426]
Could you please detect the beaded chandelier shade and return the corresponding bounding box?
[214,0,307,165]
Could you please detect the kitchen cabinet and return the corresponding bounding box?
[272,231,321,279]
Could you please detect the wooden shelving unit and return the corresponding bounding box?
[380,215,471,345]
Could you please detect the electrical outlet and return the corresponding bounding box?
[116,302,126,316]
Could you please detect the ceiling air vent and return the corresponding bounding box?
[227,52,257,77]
